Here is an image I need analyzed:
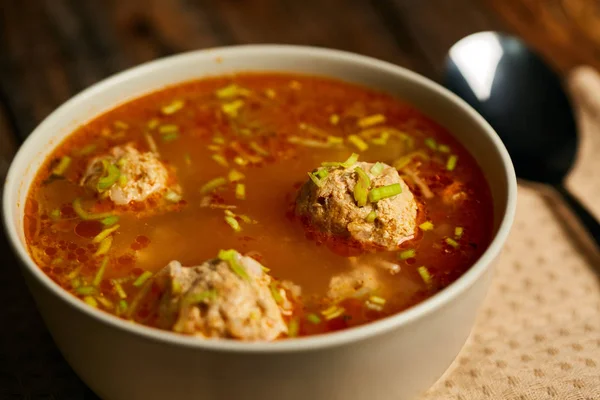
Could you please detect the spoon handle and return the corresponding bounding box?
[553,184,600,248]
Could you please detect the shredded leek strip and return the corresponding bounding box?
[307,313,321,324]
[95,296,114,310]
[357,114,386,128]
[84,296,98,308]
[93,224,120,244]
[455,226,464,238]
[365,211,377,223]
[249,141,269,156]
[97,162,121,191]
[161,132,179,142]
[308,171,326,187]
[126,280,152,318]
[392,151,430,170]
[161,99,184,115]
[370,162,385,176]
[329,114,340,125]
[216,84,251,99]
[49,209,61,220]
[419,221,434,231]
[158,124,179,134]
[398,249,416,260]
[235,183,246,200]
[371,131,390,146]
[225,215,242,232]
[218,249,250,281]
[438,144,450,153]
[111,279,127,299]
[147,118,160,130]
[144,133,159,155]
[323,307,345,320]
[327,136,344,145]
[94,236,113,257]
[288,136,335,148]
[417,266,432,285]
[70,277,82,289]
[67,266,82,280]
[368,184,402,203]
[52,156,71,176]
[370,295,386,305]
[228,169,245,182]
[133,271,153,287]
[165,190,182,203]
[288,318,299,337]
[93,257,109,287]
[348,134,369,152]
[424,137,437,150]
[183,289,218,307]
[212,154,229,167]
[222,99,244,118]
[270,282,283,303]
[100,215,119,226]
[76,286,98,296]
[446,154,458,171]
[321,153,359,169]
[200,177,227,194]
[239,214,256,224]
[354,167,371,207]
[73,198,114,220]
[117,300,128,316]
[445,237,460,248]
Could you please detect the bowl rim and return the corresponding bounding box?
[2,44,517,353]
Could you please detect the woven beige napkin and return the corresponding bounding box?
[419,67,600,400]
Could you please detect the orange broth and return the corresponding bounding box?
[24,73,493,337]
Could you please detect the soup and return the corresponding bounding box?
[24,73,493,340]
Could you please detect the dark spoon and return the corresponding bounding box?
[444,31,600,249]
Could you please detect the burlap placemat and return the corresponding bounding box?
[420,67,600,400]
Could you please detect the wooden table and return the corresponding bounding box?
[1,1,597,397]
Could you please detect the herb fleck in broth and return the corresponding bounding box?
[25,73,493,338]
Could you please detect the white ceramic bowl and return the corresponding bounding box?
[3,45,516,400]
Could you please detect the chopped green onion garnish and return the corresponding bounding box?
[322,306,345,320]
[95,296,114,310]
[212,154,229,167]
[72,198,113,220]
[288,318,299,337]
[446,154,458,171]
[235,183,246,200]
[314,168,329,180]
[417,266,432,285]
[327,136,344,145]
[200,177,227,194]
[371,131,390,146]
[114,120,128,130]
[84,296,98,308]
[216,84,251,99]
[52,156,72,176]
[445,237,460,248]
[239,214,256,224]
[165,190,182,203]
[354,167,371,207]
[308,171,326,188]
[224,215,242,232]
[368,183,402,203]
[369,295,386,305]
[100,215,119,226]
[424,138,437,150]
[288,136,337,148]
[218,249,249,281]
[222,99,244,118]
[97,162,121,191]
[306,313,321,324]
[249,142,269,156]
[158,124,179,134]
[161,132,179,142]
[67,266,82,280]
[118,174,128,187]
[133,271,153,287]
[321,152,360,168]
[126,280,152,318]
[147,118,159,130]
[365,211,377,223]
[93,257,109,287]
[348,134,369,152]
[419,221,434,231]
[111,279,127,299]
[438,144,450,153]
[76,286,98,296]
[370,162,385,176]
[94,236,113,257]
[233,156,248,166]
[399,249,416,260]
[49,209,61,220]
[455,226,464,238]
[270,282,283,303]
[357,114,386,128]
[183,289,218,306]
[161,99,184,115]
[93,224,120,244]
[228,169,245,182]
[117,300,128,315]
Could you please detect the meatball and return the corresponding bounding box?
[295,161,417,251]
[81,144,173,205]
[154,251,289,341]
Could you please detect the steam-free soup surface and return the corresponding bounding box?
[25,73,493,338]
